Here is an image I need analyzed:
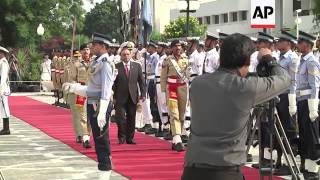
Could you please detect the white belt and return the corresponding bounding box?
[60,70,64,74]
[55,70,60,73]
[51,69,56,72]
[296,89,312,97]
[147,75,155,79]
[167,78,184,84]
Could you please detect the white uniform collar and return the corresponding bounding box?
[95,52,109,63]
[190,49,199,57]
[282,50,292,59]
[302,51,314,61]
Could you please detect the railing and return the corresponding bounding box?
[9,81,42,92]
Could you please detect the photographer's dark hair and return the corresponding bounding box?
[220,33,255,69]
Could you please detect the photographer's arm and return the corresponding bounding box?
[253,55,291,105]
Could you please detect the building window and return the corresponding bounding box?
[198,17,203,25]
[205,16,211,24]
[221,13,228,23]
[230,12,238,22]
[240,11,247,21]
[213,15,219,24]
[293,0,301,12]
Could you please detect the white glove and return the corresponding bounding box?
[308,99,319,122]
[69,83,87,97]
[97,99,110,130]
[62,83,70,92]
[288,94,297,116]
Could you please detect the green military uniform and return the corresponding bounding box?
[51,56,58,90]
[160,55,188,137]
[65,55,82,141]
[72,57,91,139]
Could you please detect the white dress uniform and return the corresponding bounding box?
[203,48,219,73]
[155,54,168,126]
[41,59,52,91]
[0,57,10,118]
[41,59,52,81]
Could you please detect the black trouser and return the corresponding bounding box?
[182,165,244,180]
[276,93,297,138]
[87,102,112,171]
[148,79,161,125]
[297,100,320,160]
[115,97,137,141]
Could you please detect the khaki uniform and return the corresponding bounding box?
[65,57,81,137]
[51,56,58,90]
[160,55,188,136]
[55,57,62,90]
[72,59,91,136]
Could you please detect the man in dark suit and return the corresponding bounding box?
[113,42,146,144]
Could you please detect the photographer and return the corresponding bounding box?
[182,33,291,180]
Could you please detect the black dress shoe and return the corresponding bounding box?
[163,130,173,140]
[273,165,291,176]
[76,136,82,143]
[0,130,10,135]
[118,138,125,144]
[303,171,319,180]
[126,139,136,145]
[83,140,91,148]
[246,154,253,162]
[145,128,157,135]
[155,130,163,137]
[172,143,184,152]
[181,135,188,143]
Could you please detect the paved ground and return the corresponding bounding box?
[0,93,127,180]
[0,92,296,179]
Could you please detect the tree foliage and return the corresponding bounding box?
[83,0,121,41]
[0,0,86,48]
[163,16,207,40]
[313,0,320,26]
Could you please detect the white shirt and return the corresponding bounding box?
[203,48,219,73]
[189,50,205,76]
[249,51,259,73]
[0,57,10,94]
[122,60,131,71]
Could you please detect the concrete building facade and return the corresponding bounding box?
[168,0,318,37]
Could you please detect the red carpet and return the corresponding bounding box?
[9,96,283,180]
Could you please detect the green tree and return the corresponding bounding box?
[163,16,207,39]
[150,31,165,42]
[0,0,86,48]
[313,0,320,26]
[83,0,121,41]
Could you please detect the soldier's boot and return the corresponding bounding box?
[163,123,173,140]
[0,118,10,135]
[172,135,184,152]
[155,122,163,137]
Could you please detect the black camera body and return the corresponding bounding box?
[256,56,277,77]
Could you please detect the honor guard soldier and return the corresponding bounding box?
[295,31,320,178]
[51,55,59,101]
[155,42,170,137]
[274,30,299,172]
[144,41,160,134]
[73,45,92,148]
[203,32,219,74]
[63,51,83,143]
[249,32,274,73]
[161,39,189,151]
[0,46,11,135]
[68,33,115,179]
